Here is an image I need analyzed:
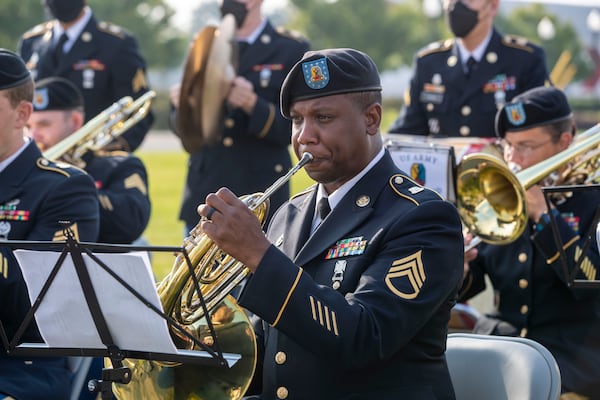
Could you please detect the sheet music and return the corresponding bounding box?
[14,250,178,354]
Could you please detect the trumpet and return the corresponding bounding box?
[43,91,156,165]
[456,123,600,245]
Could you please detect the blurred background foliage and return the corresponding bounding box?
[1,0,597,130]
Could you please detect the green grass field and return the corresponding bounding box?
[136,148,315,280]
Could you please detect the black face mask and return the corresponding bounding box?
[446,1,479,38]
[220,0,248,28]
[45,0,84,23]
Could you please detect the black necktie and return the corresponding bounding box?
[317,197,331,220]
[52,33,69,67]
[466,56,477,78]
[237,40,249,57]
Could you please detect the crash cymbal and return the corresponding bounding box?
[176,14,236,152]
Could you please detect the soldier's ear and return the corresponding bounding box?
[16,100,33,129]
[364,102,382,136]
[69,110,85,131]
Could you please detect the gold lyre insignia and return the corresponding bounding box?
[385,250,426,299]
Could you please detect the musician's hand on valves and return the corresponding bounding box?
[169,83,181,108]
[198,187,270,273]
[464,232,478,279]
[526,185,549,223]
[227,76,257,114]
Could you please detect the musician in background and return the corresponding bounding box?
[0,49,99,400]
[18,0,153,152]
[27,77,150,245]
[198,48,464,399]
[389,0,549,138]
[172,0,310,232]
[461,86,600,398]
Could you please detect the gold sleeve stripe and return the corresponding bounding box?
[308,296,340,336]
[257,103,275,139]
[309,296,317,320]
[546,236,580,264]
[1,255,7,279]
[272,268,303,327]
[575,246,596,281]
[317,300,324,325]
[98,194,114,211]
[331,311,339,336]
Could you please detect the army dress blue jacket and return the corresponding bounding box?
[0,140,99,400]
[459,188,600,398]
[18,14,154,151]
[178,21,309,230]
[389,29,549,138]
[239,152,464,399]
[83,150,150,244]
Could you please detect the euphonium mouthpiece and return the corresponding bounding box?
[299,152,314,165]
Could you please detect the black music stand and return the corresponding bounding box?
[541,183,600,289]
[0,225,240,399]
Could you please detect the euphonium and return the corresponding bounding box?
[112,152,313,400]
[456,123,600,245]
[43,90,156,166]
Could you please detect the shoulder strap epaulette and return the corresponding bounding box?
[94,149,129,158]
[389,174,443,205]
[276,26,308,43]
[97,21,126,39]
[417,39,453,58]
[290,184,316,200]
[502,34,535,53]
[22,21,53,40]
[36,158,72,178]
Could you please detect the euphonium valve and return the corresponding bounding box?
[112,152,313,400]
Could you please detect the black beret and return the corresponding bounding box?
[33,77,84,111]
[0,49,31,91]
[280,48,382,118]
[495,86,572,138]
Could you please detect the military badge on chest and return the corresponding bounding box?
[252,64,283,88]
[483,74,516,109]
[420,73,445,105]
[73,59,106,89]
[325,236,367,290]
[0,199,28,239]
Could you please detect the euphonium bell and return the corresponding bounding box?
[456,123,600,245]
[111,152,313,400]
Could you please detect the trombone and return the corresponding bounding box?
[456,123,600,246]
[43,90,156,165]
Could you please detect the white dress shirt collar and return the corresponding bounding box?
[311,147,385,233]
[53,6,92,52]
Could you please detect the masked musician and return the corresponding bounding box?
[18,0,154,152]
[198,48,464,399]
[173,0,310,232]
[461,86,600,399]
[389,0,550,138]
[27,77,150,245]
[0,49,99,400]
